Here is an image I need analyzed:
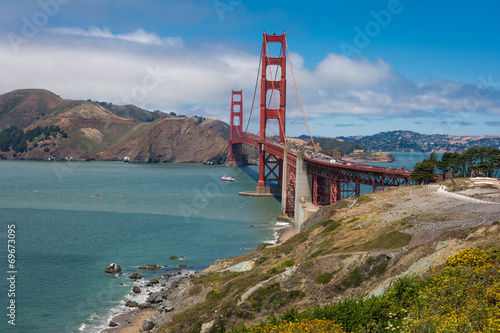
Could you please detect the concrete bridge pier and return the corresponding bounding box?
[281,143,289,216]
[294,148,315,230]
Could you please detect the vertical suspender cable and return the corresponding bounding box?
[284,35,316,151]
[245,44,262,136]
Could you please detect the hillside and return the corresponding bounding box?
[0,89,62,130]
[99,118,229,164]
[338,130,500,153]
[0,89,231,163]
[130,181,500,332]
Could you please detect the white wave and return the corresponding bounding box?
[79,271,190,333]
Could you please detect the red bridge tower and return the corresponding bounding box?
[229,90,243,165]
[257,32,287,192]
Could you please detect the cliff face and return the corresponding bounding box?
[99,118,229,163]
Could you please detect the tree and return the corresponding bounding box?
[411,157,437,184]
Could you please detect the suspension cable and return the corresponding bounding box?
[284,35,316,150]
[245,43,262,135]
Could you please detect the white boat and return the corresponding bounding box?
[221,176,235,182]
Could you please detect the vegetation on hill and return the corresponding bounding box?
[411,147,500,183]
[309,137,363,156]
[338,130,500,153]
[0,125,66,153]
[236,247,500,333]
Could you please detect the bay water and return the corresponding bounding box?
[0,161,282,333]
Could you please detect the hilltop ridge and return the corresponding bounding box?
[338,130,500,153]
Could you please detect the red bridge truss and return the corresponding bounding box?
[229,32,412,217]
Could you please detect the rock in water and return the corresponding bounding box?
[142,319,155,331]
[128,272,142,279]
[132,286,141,293]
[104,263,121,273]
[169,256,179,260]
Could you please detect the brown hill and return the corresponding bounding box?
[0,89,62,130]
[109,104,169,122]
[99,118,229,163]
[0,89,231,163]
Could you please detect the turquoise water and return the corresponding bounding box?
[360,152,431,195]
[0,161,282,333]
[365,152,436,170]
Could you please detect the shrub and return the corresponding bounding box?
[315,272,333,284]
[341,269,363,288]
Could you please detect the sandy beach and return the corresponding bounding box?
[102,308,154,333]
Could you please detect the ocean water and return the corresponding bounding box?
[0,161,282,333]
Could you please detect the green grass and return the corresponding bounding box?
[315,272,333,284]
[362,230,411,250]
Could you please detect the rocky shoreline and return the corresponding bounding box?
[99,262,198,333]
[98,222,291,333]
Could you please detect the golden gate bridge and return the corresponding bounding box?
[228,32,411,228]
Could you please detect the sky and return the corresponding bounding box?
[1,0,499,138]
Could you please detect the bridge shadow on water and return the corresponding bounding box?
[238,165,282,203]
[239,165,259,182]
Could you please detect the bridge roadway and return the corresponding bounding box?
[232,133,412,229]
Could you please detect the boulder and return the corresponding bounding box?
[109,321,118,327]
[147,264,160,270]
[147,290,167,303]
[150,278,160,284]
[132,286,141,294]
[128,272,142,279]
[169,256,179,260]
[142,319,155,331]
[139,265,147,270]
[179,264,187,268]
[159,305,174,313]
[125,301,139,307]
[104,263,121,273]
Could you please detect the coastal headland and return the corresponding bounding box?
[108,179,500,332]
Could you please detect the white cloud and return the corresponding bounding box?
[48,26,184,47]
[0,26,499,128]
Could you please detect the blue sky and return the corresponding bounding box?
[1,0,499,137]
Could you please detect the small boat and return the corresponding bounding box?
[221,176,235,182]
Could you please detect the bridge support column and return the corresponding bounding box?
[281,143,289,215]
[257,144,268,193]
[294,148,312,230]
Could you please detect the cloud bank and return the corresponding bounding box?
[1,26,499,130]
